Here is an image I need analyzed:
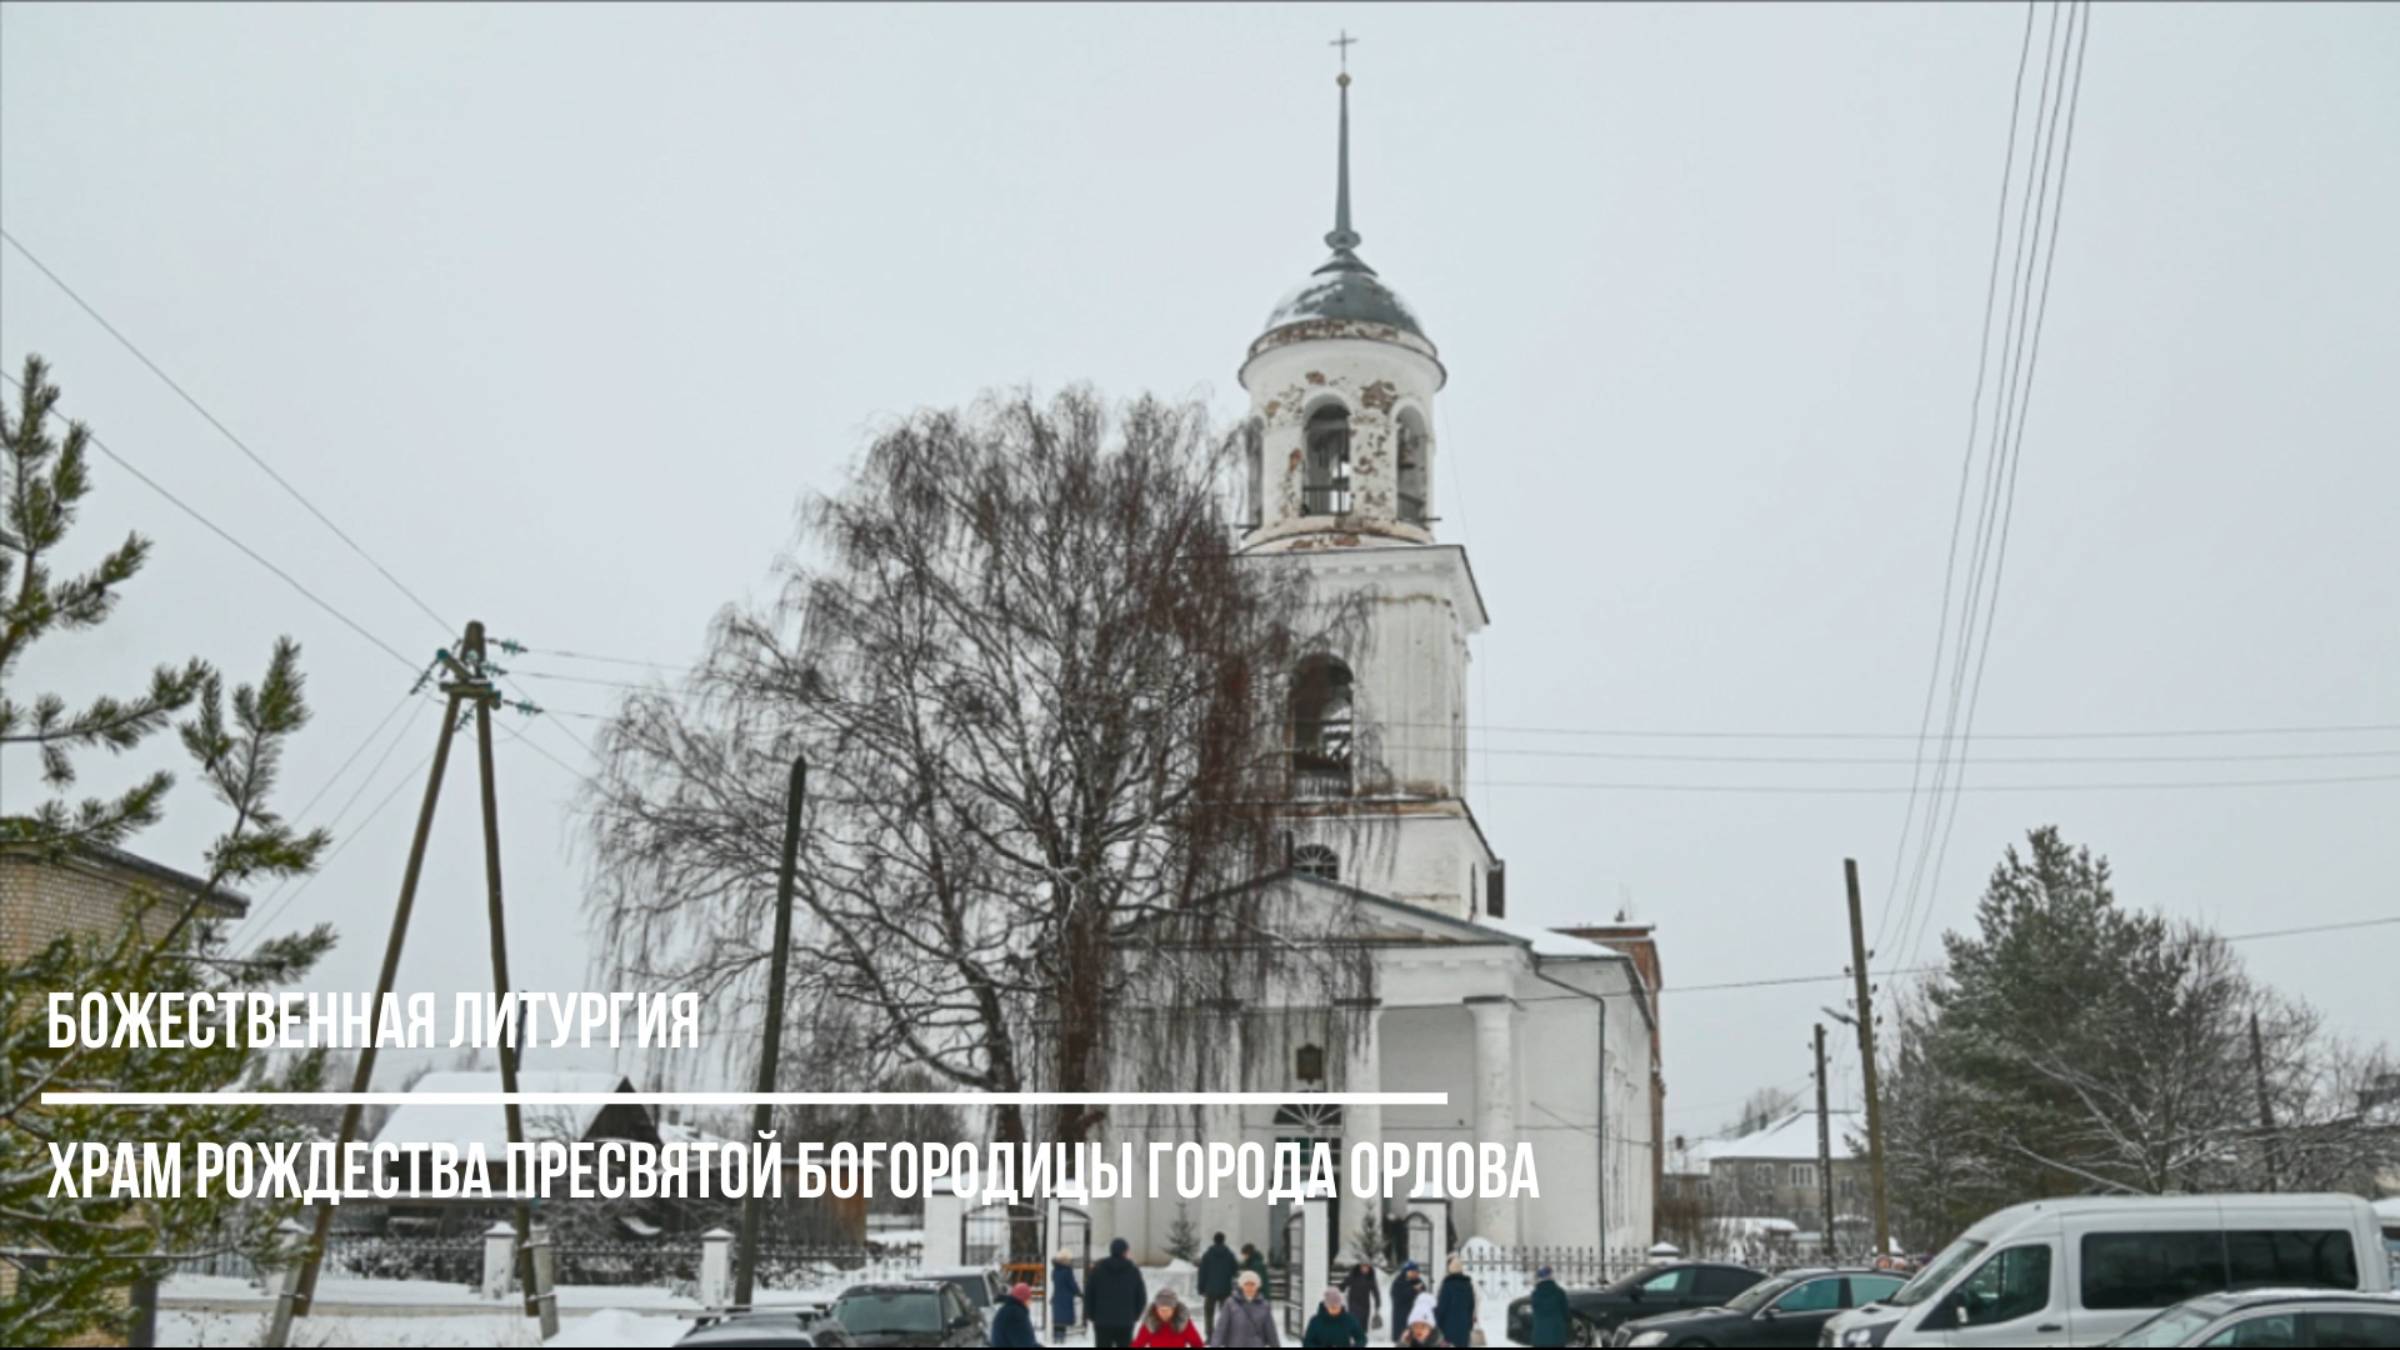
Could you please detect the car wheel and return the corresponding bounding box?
[1567,1315,1598,1347]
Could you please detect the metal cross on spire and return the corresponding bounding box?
[1326,30,1362,254]
[1330,28,1359,74]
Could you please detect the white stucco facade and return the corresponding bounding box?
[1092,68,1661,1264]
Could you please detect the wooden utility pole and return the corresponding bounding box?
[2249,1011,2281,1192]
[1814,1023,1836,1259]
[734,755,806,1311]
[1844,858,1892,1261]
[270,621,553,1346]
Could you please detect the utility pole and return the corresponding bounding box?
[1844,858,1892,1262]
[735,755,806,1311]
[2249,1011,2281,1192]
[270,621,553,1346]
[1814,1024,1836,1260]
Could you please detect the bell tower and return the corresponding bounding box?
[1242,54,1494,922]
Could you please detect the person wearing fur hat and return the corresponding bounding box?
[1397,1293,1448,1347]
[1302,1287,1367,1347]
[1049,1248,1084,1340]
[1210,1268,1281,1347]
[1527,1263,1570,1347]
[1132,1287,1208,1348]
[991,1280,1043,1348]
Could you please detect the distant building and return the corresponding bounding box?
[0,843,247,961]
[1666,1110,1874,1257]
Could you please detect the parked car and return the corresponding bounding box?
[828,1280,985,1347]
[1819,1193,2391,1347]
[677,1307,852,1348]
[1608,1268,1906,1347]
[910,1264,1006,1320]
[1507,1261,1769,1345]
[2104,1288,2400,1346]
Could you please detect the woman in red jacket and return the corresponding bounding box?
[1132,1287,1207,1347]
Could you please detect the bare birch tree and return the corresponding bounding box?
[583,389,1376,1151]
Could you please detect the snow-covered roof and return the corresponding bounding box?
[1675,1110,1864,1172]
[1469,911,1631,961]
[372,1070,637,1154]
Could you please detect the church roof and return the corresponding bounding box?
[1259,68,1430,345]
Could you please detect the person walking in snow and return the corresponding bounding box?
[1088,1236,1150,1348]
[1197,1232,1240,1336]
[1398,1294,1448,1348]
[1302,1287,1367,1347]
[1133,1288,1208,1348]
[1050,1247,1085,1340]
[1238,1242,1273,1303]
[1527,1264,1571,1348]
[1210,1269,1281,1348]
[1385,1263,1426,1346]
[1432,1255,1474,1350]
[992,1281,1044,1349]
[1340,1259,1381,1336]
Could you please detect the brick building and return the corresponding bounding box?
[0,843,248,961]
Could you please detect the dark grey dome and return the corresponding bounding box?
[1263,248,1427,338]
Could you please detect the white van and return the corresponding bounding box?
[1817,1194,2389,1347]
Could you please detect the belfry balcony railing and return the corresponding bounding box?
[1301,482,1351,516]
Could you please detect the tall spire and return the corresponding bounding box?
[1326,31,1363,256]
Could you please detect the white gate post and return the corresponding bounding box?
[481,1221,517,1299]
[699,1226,734,1310]
[923,1192,966,1269]
[1300,1197,1332,1310]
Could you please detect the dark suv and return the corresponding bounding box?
[828,1281,985,1347]
[1607,1268,1907,1347]
[1507,1262,1769,1345]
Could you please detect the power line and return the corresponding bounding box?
[1878,0,2042,961]
[232,727,436,956]
[495,669,2400,743]
[1910,0,2094,973]
[1,228,455,639]
[0,370,424,674]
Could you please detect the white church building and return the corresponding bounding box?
[1090,65,1664,1267]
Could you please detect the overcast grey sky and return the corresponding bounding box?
[4,3,2394,1130]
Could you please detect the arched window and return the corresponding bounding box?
[1397,410,1430,525]
[1290,656,1354,794]
[1292,843,1339,882]
[1303,404,1352,515]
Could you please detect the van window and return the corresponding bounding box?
[1887,1238,1986,1307]
[1953,1244,2052,1327]
[2082,1231,2226,1310]
[2224,1229,2357,1291]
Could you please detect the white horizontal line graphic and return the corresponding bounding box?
[45,1090,1450,1107]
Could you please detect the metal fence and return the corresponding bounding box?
[1452,1243,1858,1291]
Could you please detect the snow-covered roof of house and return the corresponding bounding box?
[1672,1110,1864,1174]
[372,1070,638,1154]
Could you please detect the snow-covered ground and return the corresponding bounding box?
[156,1261,1543,1347]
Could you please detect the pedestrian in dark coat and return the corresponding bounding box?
[1210,1270,1281,1348]
[1088,1237,1150,1348]
[1398,1294,1448,1348]
[1432,1257,1474,1350]
[1197,1233,1239,1336]
[992,1282,1043,1349]
[1050,1248,1084,1338]
[1386,1264,1426,1346]
[1527,1265,1571,1348]
[1302,1288,1367,1348]
[1340,1261,1381,1336]
[1238,1243,1272,1303]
